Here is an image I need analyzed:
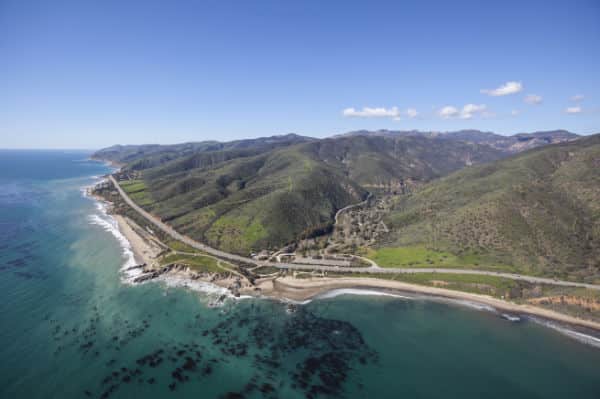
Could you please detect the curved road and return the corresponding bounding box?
[334,193,372,225]
[109,175,600,291]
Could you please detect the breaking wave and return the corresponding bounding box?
[315,288,414,301]
[529,317,600,349]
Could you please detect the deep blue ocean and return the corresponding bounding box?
[1,149,599,399]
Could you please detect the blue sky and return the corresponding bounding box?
[1,0,599,148]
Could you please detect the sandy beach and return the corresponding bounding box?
[113,212,252,293]
[251,276,600,331]
[114,214,163,267]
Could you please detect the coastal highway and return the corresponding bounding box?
[109,175,600,291]
[109,175,257,265]
[274,264,600,291]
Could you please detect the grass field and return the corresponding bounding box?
[365,245,517,272]
[165,239,200,253]
[120,179,146,193]
[159,253,222,273]
[119,180,155,207]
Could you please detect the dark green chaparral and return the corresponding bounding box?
[94,132,507,254]
[380,134,600,281]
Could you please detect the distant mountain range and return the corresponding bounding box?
[338,129,580,153]
[94,129,580,167]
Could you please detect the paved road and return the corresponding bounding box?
[110,175,255,265]
[275,264,600,290]
[109,175,600,291]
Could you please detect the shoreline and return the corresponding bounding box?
[84,180,600,337]
[250,276,600,332]
[113,214,161,267]
[111,206,250,294]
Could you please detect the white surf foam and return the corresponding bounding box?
[501,313,521,322]
[444,299,498,313]
[529,317,600,349]
[82,180,250,298]
[80,176,106,198]
[281,288,415,306]
[156,274,230,295]
[315,288,414,301]
[152,274,253,305]
[87,212,137,273]
[83,181,142,281]
[277,297,313,306]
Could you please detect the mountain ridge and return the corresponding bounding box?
[93,133,510,254]
[336,129,580,153]
[377,133,600,281]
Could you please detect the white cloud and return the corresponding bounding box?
[511,109,520,116]
[342,106,400,118]
[406,108,418,118]
[565,106,582,114]
[481,81,523,96]
[571,94,584,102]
[438,106,459,118]
[524,94,543,105]
[460,103,487,119]
[438,104,488,119]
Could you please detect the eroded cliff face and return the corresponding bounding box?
[528,296,600,311]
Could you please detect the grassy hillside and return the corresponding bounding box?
[98,134,505,255]
[377,134,600,282]
[303,135,504,187]
[118,144,367,254]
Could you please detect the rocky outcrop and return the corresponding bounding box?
[132,263,189,283]
[131,263,246,297]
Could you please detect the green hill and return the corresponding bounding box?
[377,134,600,282]
[96,134,505,254]
[303,135,504,187]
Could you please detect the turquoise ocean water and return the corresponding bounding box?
[1,149,599,399]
